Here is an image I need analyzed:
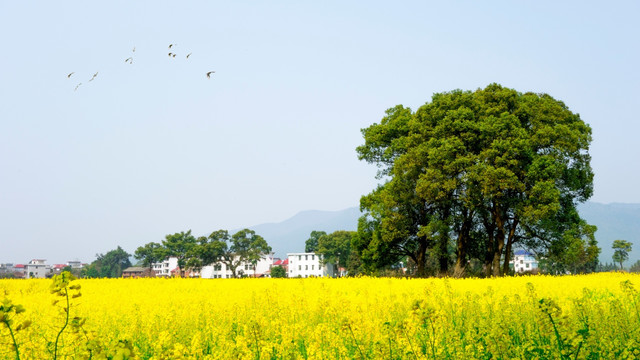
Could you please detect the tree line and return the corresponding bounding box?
[80,229,270,278]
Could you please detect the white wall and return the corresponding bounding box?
[287,252,334,278]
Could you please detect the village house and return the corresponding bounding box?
[200,253,274,278]
[26,259,50,278]
[510,250,539,273]
[122,267,155,278]
[287,252,335,278]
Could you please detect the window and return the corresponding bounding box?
[312,265,315,270]
[298,265,301,270]
[298,255,301,261]
[520,260,523,264]
[526,263,530,268]
[305,265,308,270]
[312,255,315,260]
[305,255,308,260]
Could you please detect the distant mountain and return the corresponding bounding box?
[246,207,361,258]
[250,202,640,266]
[577,202,640,265]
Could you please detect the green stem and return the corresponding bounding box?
[3,321,21,360]
[347,323,366,359]
[53,288,70,360]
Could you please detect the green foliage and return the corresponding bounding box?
[82,246,132,278]
[162,231,198,276]
[305,231,326,253]
[612,239,633,270]
[356,84,595,277]
[317,231,354,276]
[270,265,286,278]
[540,220,600,274]
[1,294,29,360]
[134,242,165,272]
[196,229,271,277]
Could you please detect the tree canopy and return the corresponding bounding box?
[82,246,132,278]
[356,84,595,277]
[612,239,633,270]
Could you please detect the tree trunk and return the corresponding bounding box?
[415,238,429,277]
[501,217,519,275]
[482,212,496,277]
[492,204,505,277]
[453,211,472,278]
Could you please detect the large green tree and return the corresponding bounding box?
[356,84,594,277]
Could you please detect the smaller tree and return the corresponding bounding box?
[135,242,165,275]
[317,231,354,277]
[271,266,286,278]
[612,240,633,270]
[162,231,198,277]
[305,231,327,253]
[201,229,271,278]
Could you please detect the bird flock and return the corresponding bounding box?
[67,44,215,91]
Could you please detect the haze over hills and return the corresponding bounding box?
[249,202,640,266]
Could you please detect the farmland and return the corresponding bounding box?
[2,273,640,359]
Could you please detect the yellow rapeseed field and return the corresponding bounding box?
[2,272,640,359]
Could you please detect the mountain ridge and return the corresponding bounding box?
[248,202,640,265]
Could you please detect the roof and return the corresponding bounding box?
[15,264,25,268]
[273,260,283,266]
[282,259,288,265]
[123,267,149,273]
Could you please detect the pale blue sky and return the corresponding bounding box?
[1,1,638,264]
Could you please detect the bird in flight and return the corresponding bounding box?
[125,57,133,64]
[88,72,99,82]
[67,72,74,78]
[168,52,176,58]
[186,53,192,59]
[168,44,175,49]
[74,83,82,91]
[132,46,136,52]
[206,71,215,79]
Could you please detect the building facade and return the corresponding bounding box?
[287,252,335,278]
[26,259,50,278]
[200,253,274,278]
[510,250,539,273]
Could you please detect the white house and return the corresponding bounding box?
[26,259,50,278]
[66,260,83,269]
[510,250,539,273]
[287,252,335,278]
[201,253,274,278]
[152,257,179,277]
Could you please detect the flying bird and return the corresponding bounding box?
[88,72,98,82]
[125,57,133,64]
[132,46,136,52]
[206,71,215,78]
[74,83,82,91]
[168,44,175,49]
[67,72,74,78]
[186,53,192,59]
[168,52,176,58]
